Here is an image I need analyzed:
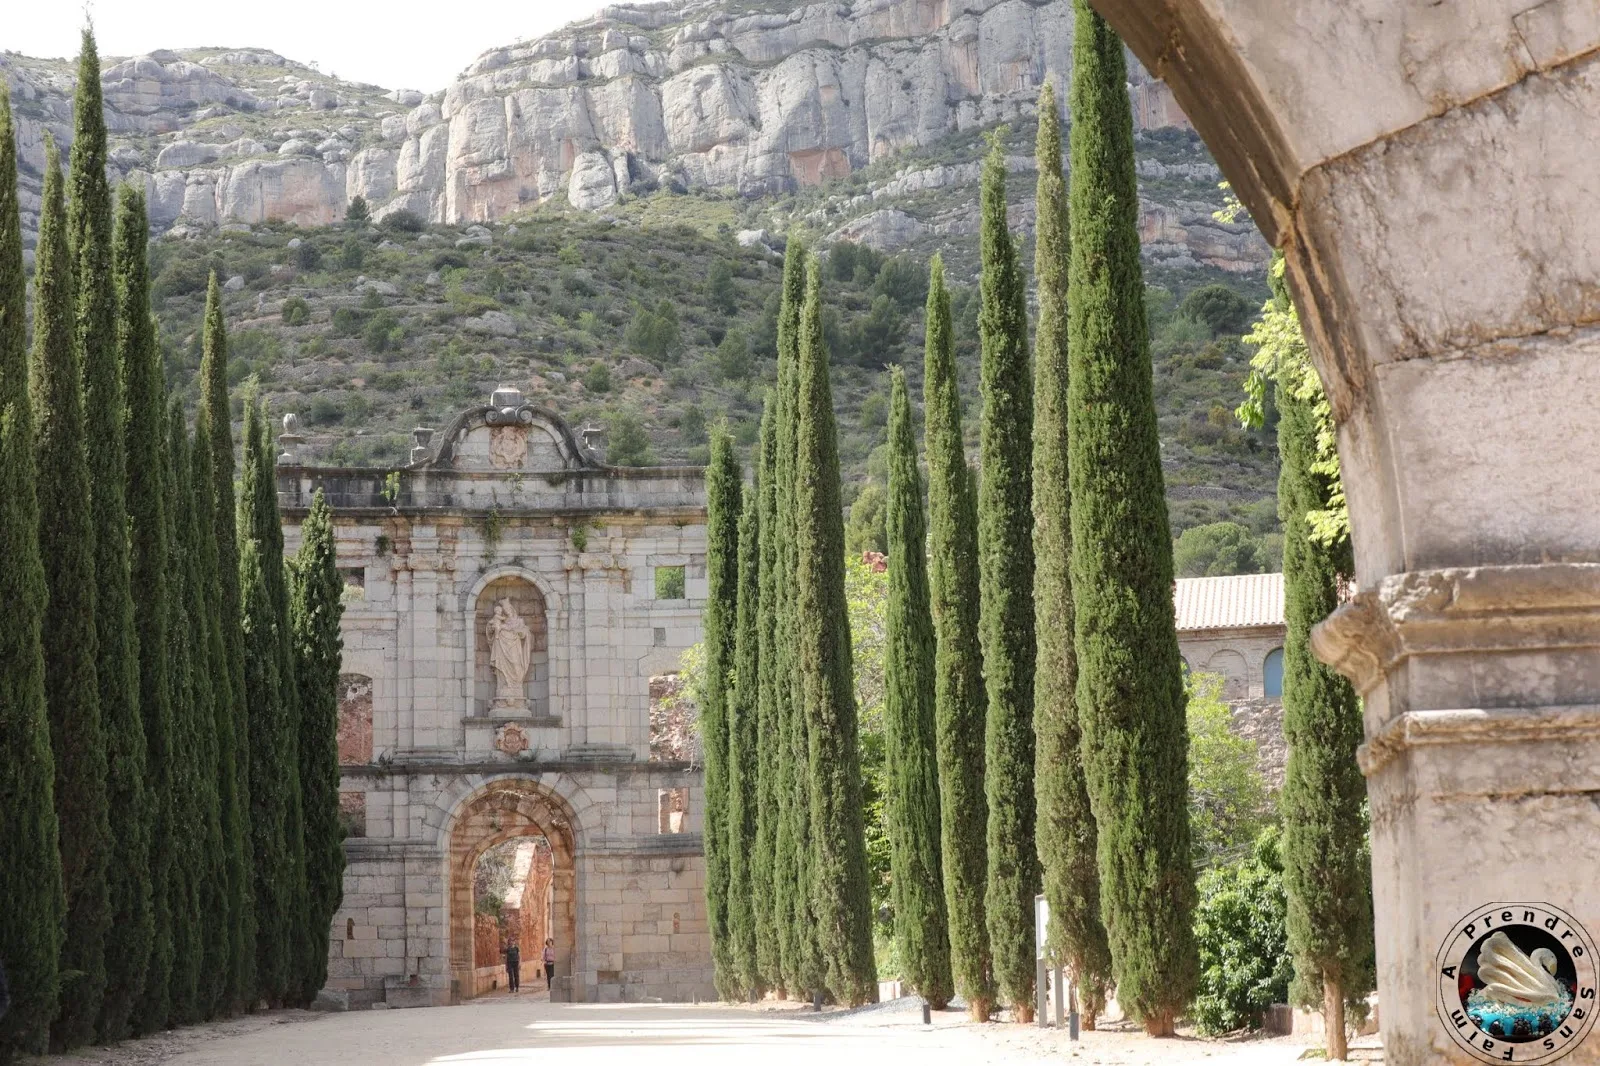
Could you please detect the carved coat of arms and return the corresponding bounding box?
[489,425,529,470]
[495,723,530,757]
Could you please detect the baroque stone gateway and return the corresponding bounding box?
[278,386,713,1007]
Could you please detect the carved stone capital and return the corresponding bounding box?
[1312,563,1600,696]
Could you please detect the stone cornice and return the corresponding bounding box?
[1357,704,1600,776]
[1312,563,1600,695]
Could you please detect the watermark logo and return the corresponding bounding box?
[1436,903,1597,1064]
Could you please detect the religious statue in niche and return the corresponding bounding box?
[487,597,532,709]
[489,425,530,470]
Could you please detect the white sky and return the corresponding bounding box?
[4,0,640,92]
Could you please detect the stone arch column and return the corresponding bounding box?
[1087,4,1600,1062]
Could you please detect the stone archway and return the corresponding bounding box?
[1084,5,1600,1063]
[447,780,578,1001]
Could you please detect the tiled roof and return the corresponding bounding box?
[1174,572,1285,631]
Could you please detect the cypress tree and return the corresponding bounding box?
[726,463,762,995]
[192,413,250,1015]
[976,137,1039,1022]
[1029,81,1113,1024]
[0,89,66,1063]
[750,400,783,994]
[32,135,113,1053]
[68,30,136,1042]
[164,399,205,1026]
[1274,273,1372,1061]
[1067,0,1197,1035]
[702,426,742,998]
[922,254,994,1021]
[196,274,256,1007]
[882,367,953,1009]
[291,490,347,1007]
[793,256,876,1006]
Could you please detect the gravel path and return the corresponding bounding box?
[26,996,1318,1066]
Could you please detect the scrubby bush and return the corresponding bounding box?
[1188,672,1276,863]
[295,241,323,270]
[281,295,310,326]
[341,237,366,271]
[381,210,425,233]
[1191,828,1293,1035]
[582,362,612,394]
[1181,283,1255,336]
[1174,520,1276,577]
[606,411,653,466]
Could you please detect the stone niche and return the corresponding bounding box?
[474,576,549,718]
[338,673,374,764]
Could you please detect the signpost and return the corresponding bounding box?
[1033,893,1080,1039]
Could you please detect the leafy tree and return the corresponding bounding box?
[1180,283,1254,337]
[922,254,994,1021]
[726,460,763,994]
[1029,82,1113,1023]
[873,255,928,311]
[345,194,371,225]
[380,209,424,233]
[793,255,876,1005]
[583,361,612,394]
[714,328,753,381]
[702,427,743,998]
[707,258,738,314]
[195,274,256,1009]
[291,491,347,1005]
[626,300,681,360]
[0,88,66,1063]
[882,368,953,1008]
[844,481,887,557]
[847,294,905,366]
[975,137,1038,1022]
[340,237,364,271]
[605,411,653,466]
[1268,258,1372,1059]
[295,242,323,271]
[32,134,113,1053]
[1174,521,1273,578]
[1192,829,1293,1035]
[1067,0,1197,1034]
[1186,673,1274,864]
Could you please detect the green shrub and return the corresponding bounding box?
[606,411,653,466]
[340,237,365,271]
[295,241,322,270]
[1180,283,1254,336]
[281,295,310,325]
[345,195,371,224]
[625,300,681,361]
[1174,521,1274,577]
[582,362,612,394]
[1191,828,1293,1034]
[331,307,367,336]
[381,210,425,233]
[1188,672,1275,863]
[713,328,751,381]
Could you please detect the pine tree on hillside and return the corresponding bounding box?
[750,400,783,993]
[1029,81,1113,1024]
[0,91,66,1062]
[31,136,113,1054]
[196,275,256,1007]
[68,30,137,1043]
[192,412,250,1015]
[882,367,953,1009]
[164,400,205,1026]
[702,425,743,998]
[0,90,25,416]
[922,254,995,1021]
[976,138,1039,1023]
[726,465,763,994]
[1067,0,1198,1035]
[793,255,876,1006]
[102,183,158,1042]
[1272,264,1372,1061]
[291,490,347,1007]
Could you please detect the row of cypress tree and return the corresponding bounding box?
[0,32,348,1062]
[697,0,1208,1032]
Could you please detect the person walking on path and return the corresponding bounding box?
[543,939,556,989]
[504,941,521,993]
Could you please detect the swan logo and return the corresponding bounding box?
[1436,903,1597,1064]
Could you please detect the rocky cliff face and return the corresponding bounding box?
[2,0,1265,271]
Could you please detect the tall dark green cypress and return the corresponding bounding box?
[0,89,67,1064]
[882,367,953,1009]
[192,413,250,1015]
[1274,273,1371,1062]
[770,243,822,998]
[726,463,762,995]
[975,137,1039,1022]
[291,490,347,1006]
[750,400,783,993]
[922,254,994,1021]
[103,183,158,1042]
[196,274,256,1007]
[31,135,112,1053]
[67,31,134,1043]
[702,426,743,998]
[1029,81,1113,1023]
[793,256,876,1006]
[1067,0,1197,1035]
[164,400,205,1026]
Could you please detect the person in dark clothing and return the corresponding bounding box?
[0,959,10,1021]
[543,938,556,988]
[504,941,521,993]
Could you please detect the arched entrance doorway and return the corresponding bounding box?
[447,780,577,1001]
